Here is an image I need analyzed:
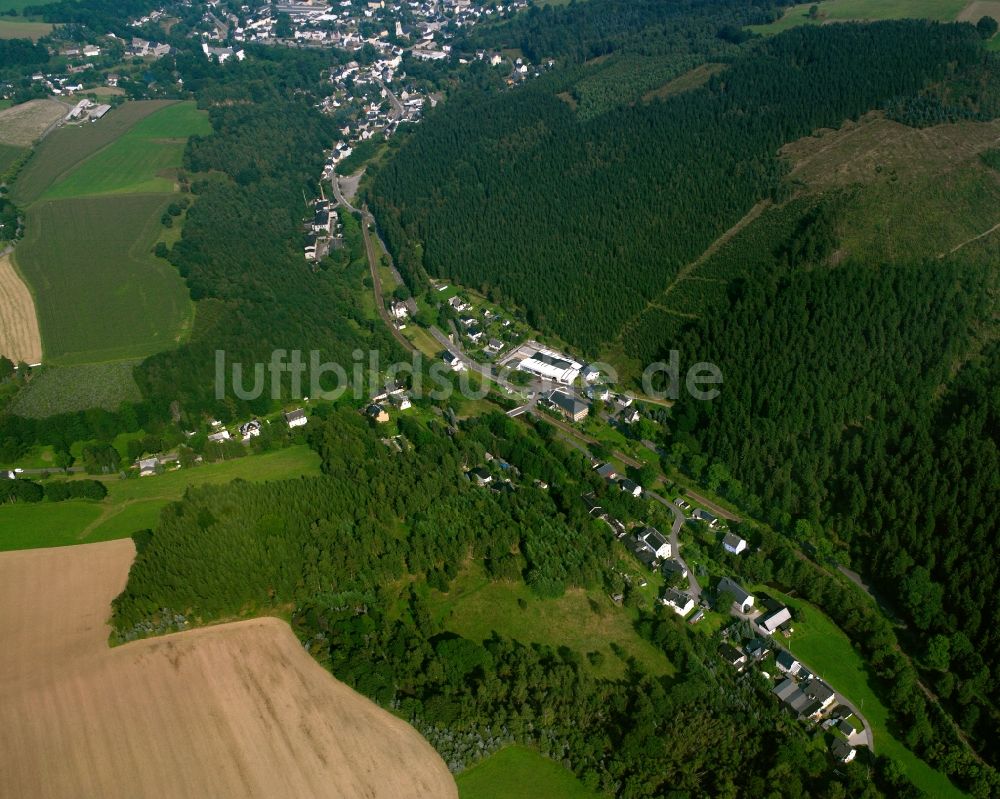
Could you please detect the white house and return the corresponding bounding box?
[694,508,719,528]
[831,740,856,764]
[723,532,747,554]
[586,384,611,402]
[285,409,308,428]
[239,420,261,441]
[207,430,231,443]
[443,351,465,372]
[661,589,695,617]
[138,457,159,477]
[389,301,409,320]
[638,526,671,559]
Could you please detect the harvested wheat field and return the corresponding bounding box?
[0,99,68,148]
[0,252,42,363]
[0,539,458,799]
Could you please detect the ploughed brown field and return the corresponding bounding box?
[0,539,458,799]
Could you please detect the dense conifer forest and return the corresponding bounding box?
[370,21,985,352]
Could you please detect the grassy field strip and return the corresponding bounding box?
[0,446,323,551]
[757,585,966,799]
[0,19,52,39]
[457,745,601,799]
[748,0,970,34]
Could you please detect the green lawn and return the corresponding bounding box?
[11,100,175,206]
[756,585,966,799]
[13,194,193,364]
[0,445,323,551]
[426,565,675,681]
[457,746,602,799]
[748,0,968,33]
[42,102,210,200]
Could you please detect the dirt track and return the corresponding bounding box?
[957,0,1000,23]
[0,539,458,799]
[0,252,42,363]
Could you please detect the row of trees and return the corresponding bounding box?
[0,478,106,503]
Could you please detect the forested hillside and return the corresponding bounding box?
[136,48,405,419]
[112,409,920,797]
[370,21,985,352]
[368,7,1000,779]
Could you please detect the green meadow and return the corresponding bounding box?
[7,100,208,373]
[457,746,602,799]
[11,100,174,206]
[425,564,675,681]
[42,102,210,199]
[0,446,323,551]
[13,194,193,364]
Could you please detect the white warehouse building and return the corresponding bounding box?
[518,348,582,384]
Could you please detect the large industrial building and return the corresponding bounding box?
[518,348,582,384]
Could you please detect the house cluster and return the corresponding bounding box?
[715,579,864,763]
[126,37,172,58]
[586,490,702,620]
[365,386,412,423]
[447,292,525,357]
[304,196,343,262]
